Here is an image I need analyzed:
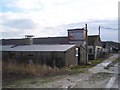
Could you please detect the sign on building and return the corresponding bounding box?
[68,28,86,44]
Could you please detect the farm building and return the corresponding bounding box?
[2,44,77,68]
[1,24,89,68]
[2,27,88,65]
[102,41,119,54]
[88,35,102,60]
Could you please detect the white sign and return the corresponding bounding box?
[68,30,84,41]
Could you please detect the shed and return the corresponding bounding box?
[2,44,77,68]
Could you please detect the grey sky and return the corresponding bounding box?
[0,0,119,42]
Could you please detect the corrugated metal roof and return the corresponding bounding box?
[3,44,75,52]
[0,45,14,51]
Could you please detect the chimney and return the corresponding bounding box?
[25,35,34,45]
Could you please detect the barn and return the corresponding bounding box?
[2,44,77,68]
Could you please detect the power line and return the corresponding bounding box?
[98,26,118,37]
[100,26,118,30]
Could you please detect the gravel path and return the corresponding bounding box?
[74,54,118,88]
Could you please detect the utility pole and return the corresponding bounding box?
[85,24,88,64]
[98,26,100,37]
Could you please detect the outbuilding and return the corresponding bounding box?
[102,41,119,54]
[2,25,89,66]
[2,44,77,68]
[88,35,102,60]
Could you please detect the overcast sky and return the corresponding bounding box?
[0,0,119,42]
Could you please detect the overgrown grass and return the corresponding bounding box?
[65,65,92,75]
[2,54,111,77]
[2,62,60,77]
[89,53,114,67]
[3,53,112,81]
[90,59,103,66]
[66,57,108,74]
[3,59,103,78]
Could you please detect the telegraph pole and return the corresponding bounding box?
[98,26,100,36]
[85,24,88,64]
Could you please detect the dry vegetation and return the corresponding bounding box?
[2,54,113,84]
[2,62,60,77]
[2,56,107,77]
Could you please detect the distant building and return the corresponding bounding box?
[88,35,102,60]
[102,41,119,54]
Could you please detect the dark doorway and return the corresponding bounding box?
[77,47,80,65]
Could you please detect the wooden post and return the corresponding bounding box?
[85,24,88,63]
[98,26,100,37]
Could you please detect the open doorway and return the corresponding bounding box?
[76,47,80,65]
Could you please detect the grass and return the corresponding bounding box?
[66,54,113,74]
[3,54,112,77]
[3,62,60,76]
[3,54,115,87]
[2,61,63,87]
[66,61,100,74]
[3,53,118,88]
[3,73,64,88]
[3,54,113,80]
[89,54,114,67]
[3,59,102,86]
[65,65,93,75]
[90,59,103,66]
